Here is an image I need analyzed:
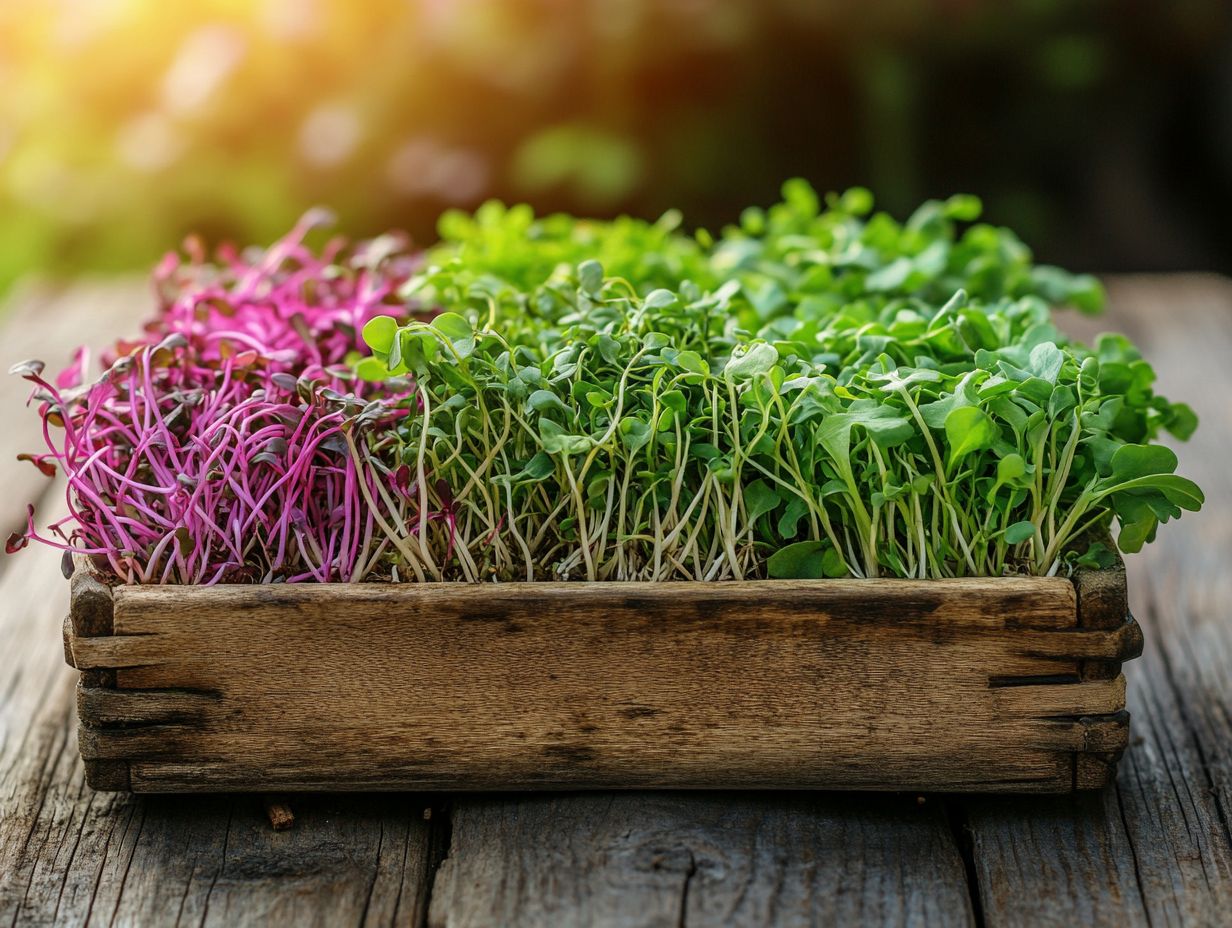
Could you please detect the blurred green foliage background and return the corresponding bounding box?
[1,0,1230,294]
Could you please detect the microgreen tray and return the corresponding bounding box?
[64,560,1140,794]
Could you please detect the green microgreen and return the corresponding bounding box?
[362,181,1201,581]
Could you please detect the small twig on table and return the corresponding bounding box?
[263,795,295,831]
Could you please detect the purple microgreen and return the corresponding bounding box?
[10,213,422,584]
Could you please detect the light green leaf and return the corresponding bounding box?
[431,312,472,341]
[578,260,604,296]
[528,390,569,414]
[945,406,998,466]
[1027,342,1065,384]
[1106,475,1204,511]
[865,257,913,292]
[986,452,1027,501]
[643,289,677,310]
[361,315,399,355]
[619,417,652,453]
[674,350,709,375]
[516,452,555,482]
[723,343,778,382]
[355,356,388,382]
[539,419,594,456]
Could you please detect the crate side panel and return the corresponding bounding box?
[92,579,1112,792]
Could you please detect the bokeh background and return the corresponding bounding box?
[2,0,1230,296]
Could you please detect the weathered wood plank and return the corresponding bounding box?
[962,790,1153,927]
[1073,555,1132,786]
[1109,618,1232,926]
[92,795,438,928]
[429,793,975,928]
[1111,276,1232,925]
[77,683,220,726]
[0,503,114,928]
[62,576,1135,793]
[962,276,1232,926]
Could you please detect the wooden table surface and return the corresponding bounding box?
[1,275,1229,927]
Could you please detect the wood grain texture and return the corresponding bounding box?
[1106,277,1232,925]
[429,793,974,928]
[1073,553,1133,787]
[960,276,1232,927]
[87,795,438,928]
[65,576,1136,793]
[963,790,1154,927]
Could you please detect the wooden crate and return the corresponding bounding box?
[62,562,1141,794]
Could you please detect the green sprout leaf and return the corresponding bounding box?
[578,260,604,296]
[743,480,782,525]
[944,406,998,467]
[539,419,594,456]
[1005,521,1036,544]
[362,315,399,356]
[352,181,1202,582]
[722,342,778,382]
[767,541,846,579]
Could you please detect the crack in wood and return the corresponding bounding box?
[943,798,986,928]
[419,801,453,928]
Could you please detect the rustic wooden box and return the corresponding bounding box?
[62,562,1141,794]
